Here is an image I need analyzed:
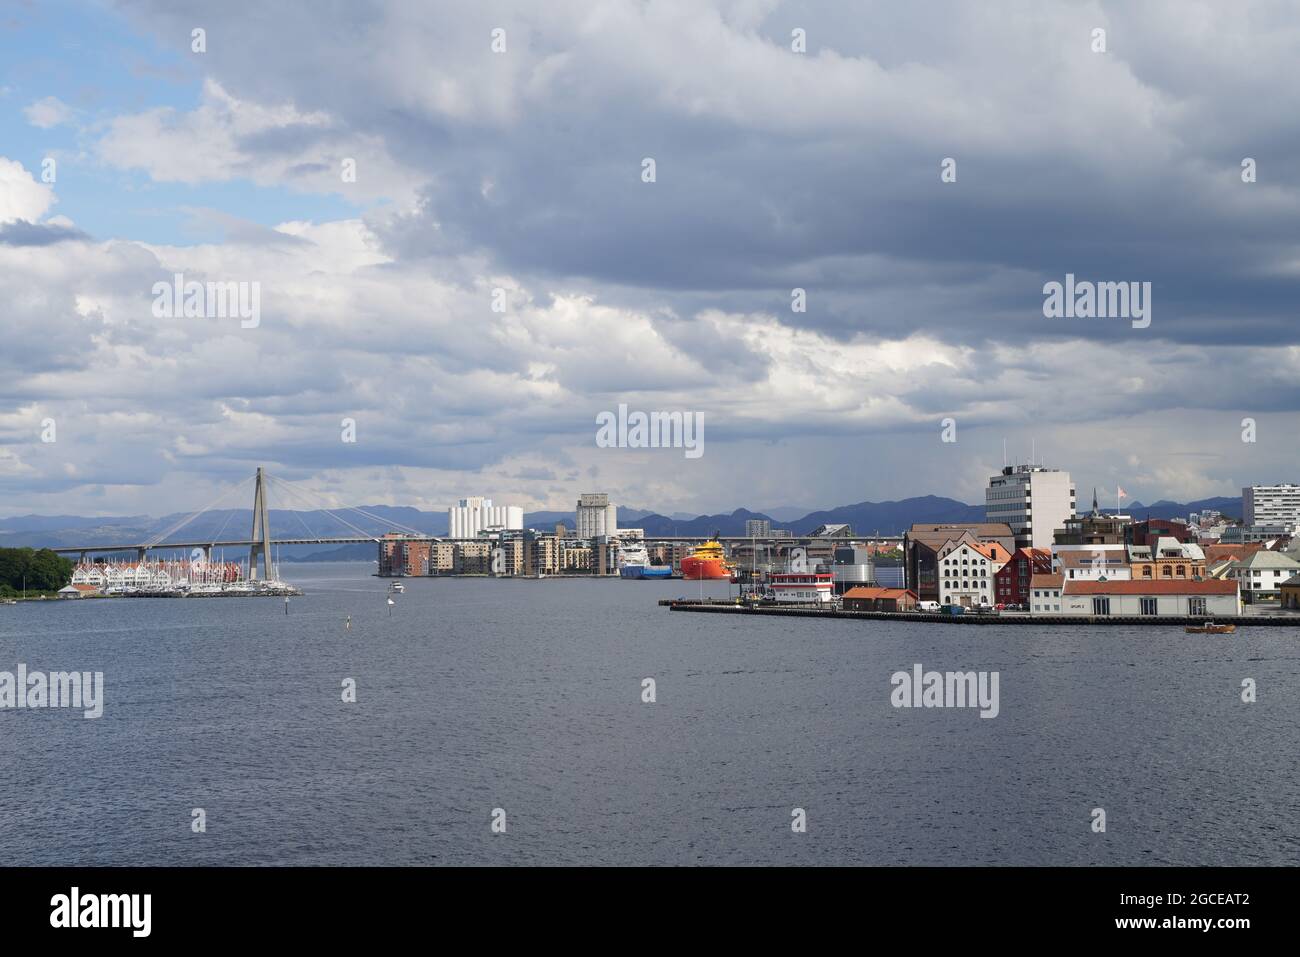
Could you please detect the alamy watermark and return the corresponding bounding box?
[0,664,103,718]
[595,403,703,459]
[152,273,261,328]
[890,663,999,718]
[1042,273,1150,329]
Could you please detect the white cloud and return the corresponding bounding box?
[0,157,55,223]
[22,95,72,129]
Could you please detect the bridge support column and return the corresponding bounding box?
[249,466,273,581]
[136,547,147,564]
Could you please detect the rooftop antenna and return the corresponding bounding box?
[1031,438,1036,467]
[1002,438,1007,468]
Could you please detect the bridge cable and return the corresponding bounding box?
[266,472,426,537]
[265,475,383,541]
[142,474,255,548]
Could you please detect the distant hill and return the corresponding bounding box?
[1123,496,1241,522]
[2,493,1249,561]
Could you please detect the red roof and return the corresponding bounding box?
[1030,573,1064,588]
[1064,580,1237,595]
[842,587,917,600]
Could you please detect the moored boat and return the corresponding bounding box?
[681,536,734,580]
[1185,622,1236,634]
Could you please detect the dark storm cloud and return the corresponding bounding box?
[0,220,90,246]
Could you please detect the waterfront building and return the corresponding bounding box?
[1053,579,1240,617]
[986,464,1076,550]
[841,587,917,612]
[1243,483,1300,531]
[936,539,1008,607]
[1281,574,1300,610]
[1224,550,1300,604]
[768,572,834,604]
[1028,572,1064,614]
[745,518,772,538]
[1054,547,1132,582]
[1127,537,1207,581]
[830,545,875,594]
[454,541,491,574]
[448,497,523,539]
[904,523,1015,601]
[560,543,594,573]
[576,493,618,539]
[431,542,455,573]
[994,547,1053,606]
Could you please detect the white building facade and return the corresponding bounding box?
[1243,484,1300,531]
[937,540,1005,607]
[448,497,524,538]
[986,464,1076,550]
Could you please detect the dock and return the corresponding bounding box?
[660,599,1300,627]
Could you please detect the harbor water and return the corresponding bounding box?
[1,562,1297,865]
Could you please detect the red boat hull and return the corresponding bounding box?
[681,555,731,580]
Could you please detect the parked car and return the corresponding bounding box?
[917,601,942,612]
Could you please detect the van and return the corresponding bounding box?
[917,601,941,612]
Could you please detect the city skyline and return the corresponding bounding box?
[3,1,1299,519]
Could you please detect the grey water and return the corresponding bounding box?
[1,562,1297,866]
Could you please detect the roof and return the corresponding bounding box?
[906,523,1014,547]
[842,587,917,600]
[1056,551,1127,568]
[1281,574,1300,588]
[971,542,1012,562]
[1203,543,1264,564]
[1235,550,1300,570]
[1064,579,1238,595]
[809,523,851,537]
[1030,573,1064,588]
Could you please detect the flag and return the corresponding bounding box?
[1117,486,1127,499]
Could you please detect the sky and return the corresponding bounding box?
[1,0,1298,520]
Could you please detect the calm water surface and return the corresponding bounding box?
[1,562,1297,865]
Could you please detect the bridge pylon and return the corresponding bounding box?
[249,466,273,580]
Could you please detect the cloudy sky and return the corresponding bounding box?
[1,0,1298,520]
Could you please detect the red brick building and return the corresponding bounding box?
[994,547,1053,606]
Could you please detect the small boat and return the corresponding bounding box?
[1185,622,1235,634]
[390,582,405,593]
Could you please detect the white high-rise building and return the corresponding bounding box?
[986,464,1076,550]
[448,497,524,538]
[576,493,618,539]
[1243,484,1300,531]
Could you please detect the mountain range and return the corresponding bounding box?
[0,495,1243,561]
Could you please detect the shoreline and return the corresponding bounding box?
[662,599,1300,627]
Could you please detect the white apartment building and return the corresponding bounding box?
[448,497,524,538]
[1243,484,1300,531]
[576,493,619,539]
[986,464,1076,550]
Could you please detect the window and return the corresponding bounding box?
[1188,597,1207,616]
[1140,597,1157,616]
[1092,597,1111,615]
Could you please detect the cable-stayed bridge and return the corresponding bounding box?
[44,467,431,578]
[43,467,887,575]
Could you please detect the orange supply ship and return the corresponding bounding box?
[681,538,734,580]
